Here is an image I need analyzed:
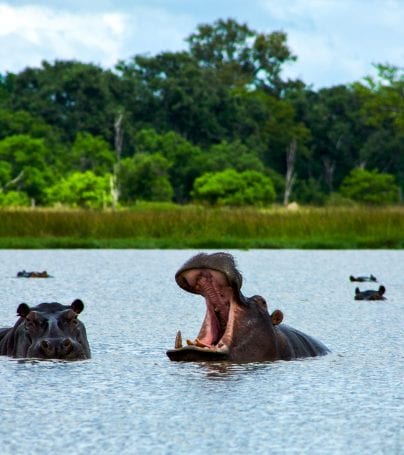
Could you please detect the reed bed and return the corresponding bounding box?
[0,206,403,249]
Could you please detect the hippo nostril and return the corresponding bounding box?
[62,338,73,353]
[39,339,56,357]
[63,339,72,347]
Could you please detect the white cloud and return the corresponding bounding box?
[259,0,404,87]
[0,1,402,87]
[0,2,195,73]
[120,5,191,57]
[0,4,128,71]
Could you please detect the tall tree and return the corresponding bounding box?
[186,18,298,95]
[0,134,55,203]
[353,64,404,189]
[132,128,204,202]
[117,52,232,146]
[339,168,399,204]
[118,153,173,203]
[4,61,120,144]
[70,132,115,175]
[192,168,276,206]
[288,85,367,193]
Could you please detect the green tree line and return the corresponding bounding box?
[0,18,402,208]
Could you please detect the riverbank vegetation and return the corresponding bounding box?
[0,206,402,249]
[0,19,402,212]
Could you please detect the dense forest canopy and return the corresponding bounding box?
[0,18,402,208]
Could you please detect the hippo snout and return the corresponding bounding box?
[35,337,79,359]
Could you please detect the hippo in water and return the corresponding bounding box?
[355,286,386,301]
[0,299,91,360]
[166,252,329,362]
[17,270,51,278]
[349,274,377,282]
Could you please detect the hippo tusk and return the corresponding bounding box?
[175,331,183,349]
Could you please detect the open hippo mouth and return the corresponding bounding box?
[167,267,237,361]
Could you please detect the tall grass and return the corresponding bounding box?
[0,205,403,248]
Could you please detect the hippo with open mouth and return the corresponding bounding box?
[166,252,329,362]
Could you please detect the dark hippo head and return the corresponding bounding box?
[355,285,386,301]
[10,300,91,360]
[167,252,287,362]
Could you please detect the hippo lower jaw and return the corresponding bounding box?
[167,345,229,361]
[167,329,230,361]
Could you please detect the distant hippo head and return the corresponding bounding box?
[355,285,386,301]
[0,300,91,360]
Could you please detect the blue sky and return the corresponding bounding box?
[1,0,403,88]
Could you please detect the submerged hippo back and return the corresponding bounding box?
[277,324,330,359]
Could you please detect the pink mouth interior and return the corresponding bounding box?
[182,269,231,348]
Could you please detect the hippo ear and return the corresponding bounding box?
[271,310,283,325]
[71,299,84,314]
[17,303,31,318]
[379,285,386,295]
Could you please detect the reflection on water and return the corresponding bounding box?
[0,249,403,454]
[193,360,289,380]
[196,361,263,379]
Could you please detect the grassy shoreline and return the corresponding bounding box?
[0,206,403,249]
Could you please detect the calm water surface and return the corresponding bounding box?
[0,249,402,455]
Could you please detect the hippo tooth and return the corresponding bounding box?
[175,330,183,349]
[195,338,210,348]
[186,339,194,346]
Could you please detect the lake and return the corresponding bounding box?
[0,249,402,454]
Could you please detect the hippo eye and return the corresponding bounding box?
[65,310,78,323]
[25,321,34,330]
[68,316,79,327]
[25,317,38,330]
[26,318,47,331]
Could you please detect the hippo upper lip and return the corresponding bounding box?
[175,252,243,296]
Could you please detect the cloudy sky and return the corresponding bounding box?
[1,0,403,89]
